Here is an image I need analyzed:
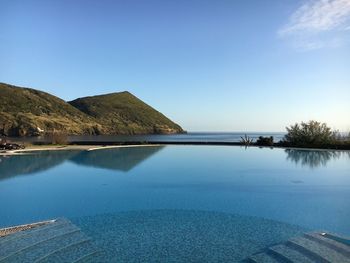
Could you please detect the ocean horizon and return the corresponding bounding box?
[8,132,286,143]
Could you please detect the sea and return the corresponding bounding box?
[9,132,286,143]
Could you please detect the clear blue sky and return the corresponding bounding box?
[1,0,349,132]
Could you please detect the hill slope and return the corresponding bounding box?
[0,83,102,136]
[0,83,183,136]
[69,92,183,134]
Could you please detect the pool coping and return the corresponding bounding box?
[0,219,56,237]
[0,144,162,156]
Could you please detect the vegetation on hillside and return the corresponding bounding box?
[0,83,102,136]
[0,83,184,136]
[69,91,183,134]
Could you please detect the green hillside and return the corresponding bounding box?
[69,91,183,134]
[0,83,184,136]
[0,83,102,136]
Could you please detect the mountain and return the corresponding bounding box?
[0,83,102,136]
[0,83,184,136]
[69,91,183,134]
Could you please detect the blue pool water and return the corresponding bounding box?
[0,146,349,261]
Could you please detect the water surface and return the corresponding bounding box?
[9,132,285,143]
[1,146,349,261]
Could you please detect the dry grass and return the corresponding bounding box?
[48,131,68,145]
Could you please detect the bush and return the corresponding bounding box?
[48,131,68,145]
[283,120,336,147]
[256,136,274,146]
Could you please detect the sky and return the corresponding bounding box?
[0,0,349,132]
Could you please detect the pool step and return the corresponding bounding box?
[248,252,281,263]
[0,219,79,259]
[0,218,100,263]
[245,232,350,263]
[303,232,350,256]
[0,218,70,245]
[268,244,314,263]
[36,239,99,263]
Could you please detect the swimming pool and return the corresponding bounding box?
[1,146,349,261]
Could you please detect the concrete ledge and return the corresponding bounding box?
[0,220,55,237]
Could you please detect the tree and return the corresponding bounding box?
[284,120,335,146]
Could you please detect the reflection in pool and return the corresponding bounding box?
[1,147,348,181]
[0,146,349,261]
[70,146,165,172]
[0,150,79,181]
[0,146,164,181]
[285,148,347,168]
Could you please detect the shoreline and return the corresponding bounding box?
[1,141,349,156]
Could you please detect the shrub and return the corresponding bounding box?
[47,131,68,145]
[283,120,336,147]
[240,134,253,146]
[256,136,274,146]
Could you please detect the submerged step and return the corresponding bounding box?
[0,218,70,245]
[0,223,79,259]
[71,250,102,263]
[285,241,329,263]
[0,220,54,238]
[289,236,350,263]
[0,218,100,263]
[248,252,281,263]
[1,230,87,263]
[244,231,350,263]
[268,244,314,263]
[36,239,99,263]
[322,232,350,246]
[304,233,350,257]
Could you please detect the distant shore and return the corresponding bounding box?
[1,141,349,155]
[68,140,350,150]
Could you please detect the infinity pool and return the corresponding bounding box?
[1,146,349,261]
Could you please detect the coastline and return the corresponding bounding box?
[1,141,349,156]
